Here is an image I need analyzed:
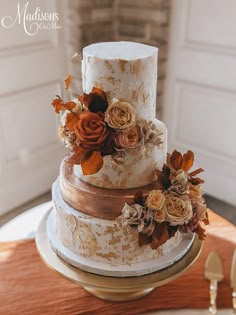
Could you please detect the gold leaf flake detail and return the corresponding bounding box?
[96,252,118,261]
[130,59,142,76]
[105,60,113,71]
[66,215,77,232]
[93,56,100,64]
[106,76,116,85]
[122,244,130,251]
[130,82,144,102]
[119,59,128,72]
[108,235,121,245]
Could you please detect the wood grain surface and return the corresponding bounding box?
[0,210,235,315]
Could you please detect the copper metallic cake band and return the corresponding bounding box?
[60,161,159,220]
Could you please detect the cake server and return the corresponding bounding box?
[230,249,236,314]
[204,251,224,314]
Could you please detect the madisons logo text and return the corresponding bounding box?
[1,2,61,36]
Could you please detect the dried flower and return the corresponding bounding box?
[75,111,115,152]
[111,151,126,165]
[164,194,193,226]
[153,208,166,223]
[105,98,136,130]
[113,125,140,150]
[146,190,165,210]
[58,125,76,149]
[71,99,83,114]
[168,182,188,196]
[142,221,156,236]
[79,86,108,113]
[189,184,204,204]
[121,203,154,234]
[170,169,188,185]
[179,213,199,233]
[195,204,208,221]
[138,119,163,146]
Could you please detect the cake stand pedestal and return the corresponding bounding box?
[36,209,203,302]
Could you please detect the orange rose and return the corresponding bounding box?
[75,111,115,152]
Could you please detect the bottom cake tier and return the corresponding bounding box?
[48,180,195,277]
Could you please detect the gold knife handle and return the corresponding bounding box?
[209,279,217,314]
[233,291,236,315]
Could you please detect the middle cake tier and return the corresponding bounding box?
[60,160,162,220]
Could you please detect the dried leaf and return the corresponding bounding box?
[52,98,76,114]
[138,233,152,247]
[156,164,171,190]
[155,169,162,178]
[193,223,206,240]
[64,74,72,90]
[134,191,145,205]
[190,177,205,185]
[189,168,204,177]
[65,112,79,131]
[170,150,183,170]
[202,211,210,225]
[65,147,90,165]
[81,151,103,175]
[151,222,169,249]
[155,169,164,189]
[182,150,194,171]
[168,224,179,238]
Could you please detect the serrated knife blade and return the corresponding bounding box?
[230,249,236,314]
[204,251,224,314]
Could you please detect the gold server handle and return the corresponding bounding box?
[233,291,236,315]
[209,279,217,314]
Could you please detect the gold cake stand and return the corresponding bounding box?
[36,209,203,302]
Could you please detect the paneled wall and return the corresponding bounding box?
[66,0,170,116]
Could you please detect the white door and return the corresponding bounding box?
[0,0,67,215]
[164,0,236,206]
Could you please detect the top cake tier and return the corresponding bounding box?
[82,41,158,121]
[72,41,167,189]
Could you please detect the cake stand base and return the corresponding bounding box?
[36,209,203,302]
[83,286,154,302]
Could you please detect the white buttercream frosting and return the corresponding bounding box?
[73,41,167,189]
[52,180,187,264]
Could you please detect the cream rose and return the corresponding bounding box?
[105,98,136,130]
[164,194,193,226]
[153,209,166,223]
[189,184,204,204]
[146,190,166,210]
[168,182,188,196]
[71,99,83,113]
[170,169,188,185]
[195,204,207,221]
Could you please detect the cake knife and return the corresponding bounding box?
[204,251,224,314]
[230,249,236,314]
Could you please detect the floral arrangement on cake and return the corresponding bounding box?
[119,150,209,249]
[51,75,163,175]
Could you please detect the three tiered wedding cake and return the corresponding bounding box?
[47,42,208,277]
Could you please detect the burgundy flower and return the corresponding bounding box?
[79,87,108,113]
